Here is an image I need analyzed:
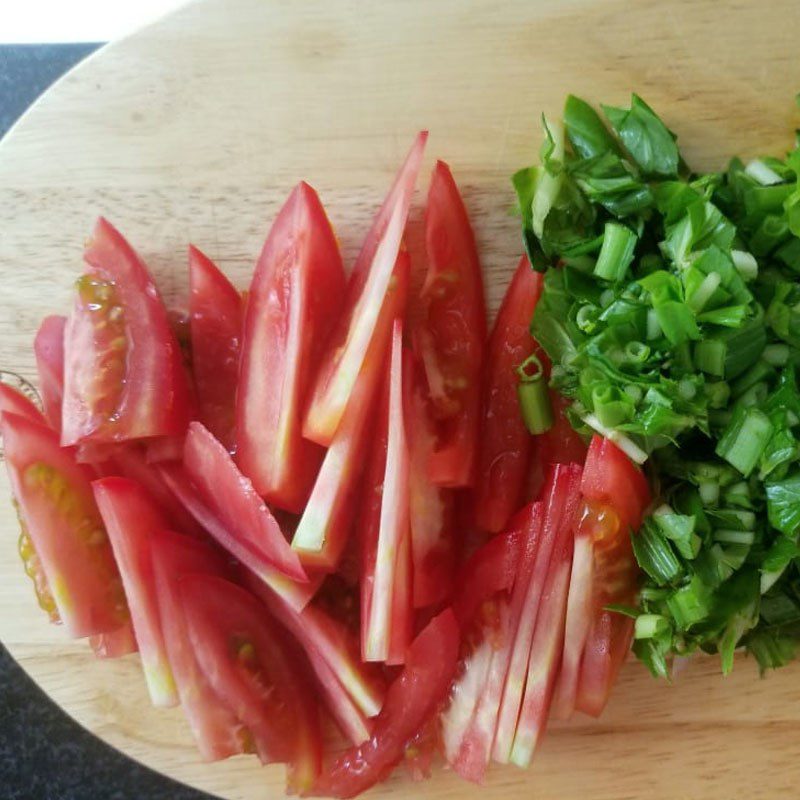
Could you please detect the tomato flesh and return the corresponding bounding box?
[0,382,48,428]
[237,183,345,511]
[314,608,459,798]
[90,622,138,658]
[180,574,322,792]
[304,133,427,446]
[419,160,487,488]
[92,476,178,706]
[62,218,191,446]
[33,315,66,433]
[188,245,243,452]
[475,256,544,532]
[2,412,127,638]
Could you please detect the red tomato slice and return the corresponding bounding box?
[237,183,345,511]
[180,574,322,792]
[582,435,651,531]
[494,463,581,764]
[475,256,544,533]
[292,251,410,571]
[156,461,319,611]
[151,530,247,761]
[62,218,191,446]
[145,435,185,463]
[183,421,306,583]
[360,320,411,663]
[313,608,459,799]
[246,575,385,745]
[386,527,412,666]
[188,245,243,452]
[90,622,138,658]
[418,160,487,488]
[304,133,427,446]
[33,315,66,433]
[403,350,456,609]
[2,412,127,638]
[0,382,48,428]
[92,476,178,707]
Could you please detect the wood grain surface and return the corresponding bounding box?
[2,0,800,797]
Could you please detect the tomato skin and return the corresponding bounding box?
[417,160,487,488]
[292,252,410,572]
[33,315,66,433]
[237,183,345,511]
[92,476,178,707]
[188,246,243,452]
[403,350,456,609]
[0,383,48,428]
[475,256,544,533]
[151,530,247,761]
[183,421,306,583]
[313,608,459,799]
[304,133,427,446]
[179,574,322,792]
[62,217,191,446]
[581,435,651,531]
[90,622,138,658]
[2,412,126,639]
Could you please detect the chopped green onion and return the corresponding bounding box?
[531,117,565,239]
[763,343,790,367]
[704,380,731,409]
[666,575,713,629]
[694,339,726,377]
[731,250,758,282]
[686,271,721,312]
[581,412,648,463]
[713,529,755,545]
[716,406,774,476]
[516,355,553,434]
[634,614,670,639]
[632,521,683,584]
[744,159,784,185]
[593,222,638,282]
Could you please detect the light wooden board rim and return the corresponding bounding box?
[2,1,800,798]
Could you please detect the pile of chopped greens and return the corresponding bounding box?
[514,93,800,677]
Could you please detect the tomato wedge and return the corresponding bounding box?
[247,575,385,745]
[237,183,345,511]
[304,133,427,446]
[188,245,243,452]
[62,217,191,446]
[581,435,651,531]
[313,608,459,799]
[92,476,178,707]
[360,320,412,663]
[33,315,66,433]
[404,350,456,609]
[417,160,487,487]
[151,530,247,761]
[183,421,306,583]
[180,574,322,792]
[292,251,410,571]
[2,412,127,638]
[0,382,48,428]
[90,622,137,658]
[475,256,544,533]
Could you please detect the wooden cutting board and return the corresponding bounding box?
[2,0,800,797]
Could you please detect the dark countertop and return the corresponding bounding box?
[0,44,210,800]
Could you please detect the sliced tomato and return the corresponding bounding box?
[313,608,459,799]
[304,133,427,446]
[360,320,411,663]
[582,435,651,531]
[187,245,243,452]
[292,251,410,571]
[62,217,191,446]
[90,622,137,658]
[1,413,127,638]
[386,527,413,666]
[109,443,204,537]
[417,160,487,487]
[156,461,318,611]
[475,256,544,533]
[403,350,456,609]
[493,464,581,764]
[33,315,66,433]
[237,183,345,511]
[180,574,322,792]
[0,382,48,427]
[145,435,185,464]
[183,421,306,582]
[246,575,384,745]
[92,476,178,706]
[150,529,247,761]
